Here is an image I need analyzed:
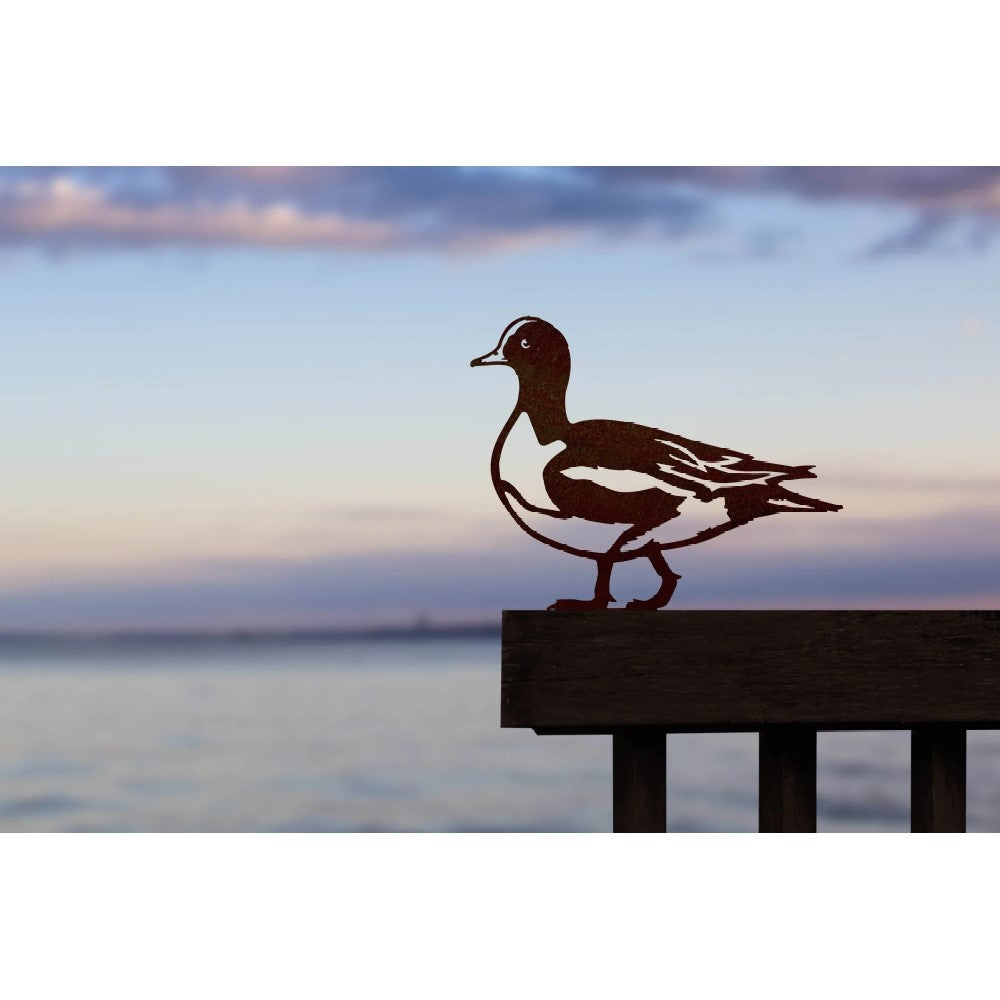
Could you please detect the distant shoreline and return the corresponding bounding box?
[0,621,501,644]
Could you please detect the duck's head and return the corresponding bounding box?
[470,317,570,386]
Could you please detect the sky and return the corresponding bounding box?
[0,165,997,628]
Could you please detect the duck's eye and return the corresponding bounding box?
[520,338,530,349]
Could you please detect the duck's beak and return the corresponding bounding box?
[470,347,508,367]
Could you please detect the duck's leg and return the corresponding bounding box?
[547,555,615,611]
[625,547,681,610]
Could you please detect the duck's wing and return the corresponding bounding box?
[566,420,818,503]
[650,429,818,497]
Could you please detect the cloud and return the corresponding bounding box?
[587,166,1000,211]
[0,167,707,255]
[0,506,995,629]
[3,166,1000,257]
[0,175,397,251]
[592,166,1000,255]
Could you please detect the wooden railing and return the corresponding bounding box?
[501,610,1000,832]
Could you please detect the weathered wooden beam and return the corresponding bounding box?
[502,611,1000,731]
[612,729,666,832]
[911,725,966,832]
[759,727,817,832]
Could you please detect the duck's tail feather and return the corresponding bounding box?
[765,485,842,513]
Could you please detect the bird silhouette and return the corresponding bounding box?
[471,316,842,610]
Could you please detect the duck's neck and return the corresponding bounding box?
[517,380,569,445]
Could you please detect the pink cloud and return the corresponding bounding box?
[0,176,398,250]
[4,166,1000,256]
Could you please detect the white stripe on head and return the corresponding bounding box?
[496,316,543,352]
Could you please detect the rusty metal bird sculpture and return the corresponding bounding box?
[471,316,842,610]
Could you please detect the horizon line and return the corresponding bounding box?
[0,620,503,643]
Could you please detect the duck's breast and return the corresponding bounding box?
[497,413,633,556]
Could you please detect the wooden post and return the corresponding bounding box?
[613,729,666,832]
[759,726,817,832]
[911,725,966,832]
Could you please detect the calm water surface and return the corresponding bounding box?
[1,636,998,832]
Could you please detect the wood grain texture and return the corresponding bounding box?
[911,725,966,832]
[759,727,817,832]
[612,729,666,832]
[502,611,1000,730]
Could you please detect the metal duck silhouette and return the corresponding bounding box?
[471,316,842,610]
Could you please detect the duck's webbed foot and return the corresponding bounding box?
[625,548,681,610]
[547,556,614,612]
[548,597,613,611]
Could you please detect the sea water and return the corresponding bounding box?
[1,635,999,833]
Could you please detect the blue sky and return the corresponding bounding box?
[0,166,997,627]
